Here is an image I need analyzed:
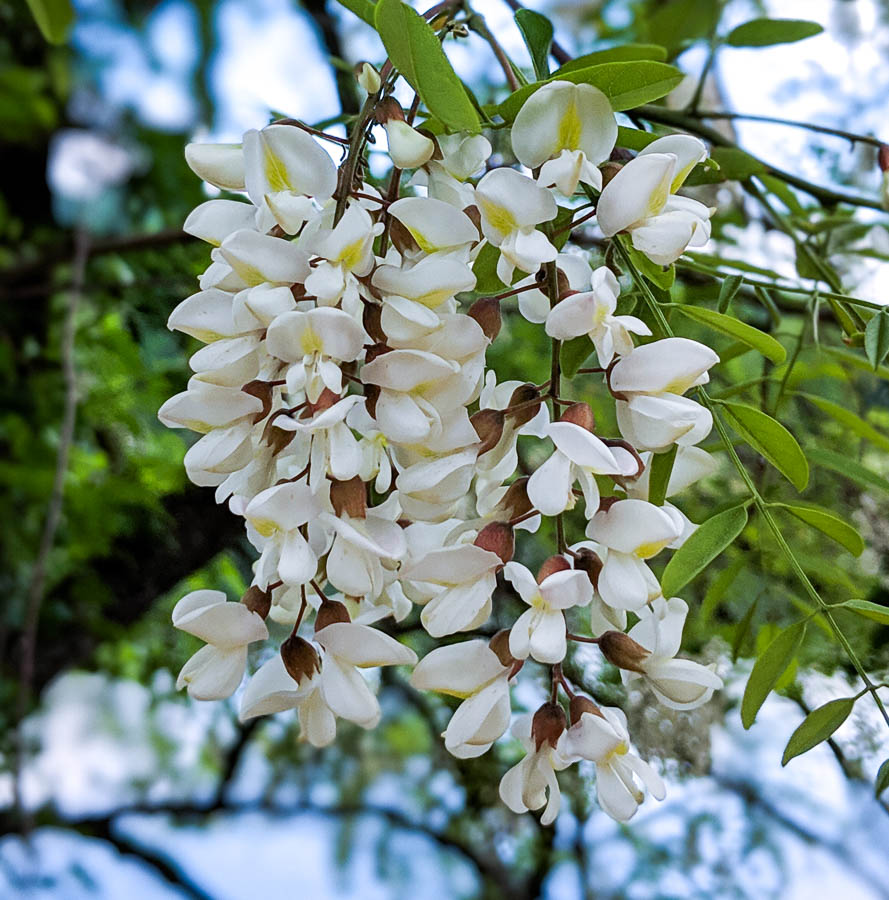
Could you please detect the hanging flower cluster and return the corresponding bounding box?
[160,76,723,826]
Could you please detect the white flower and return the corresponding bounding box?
[244,482,322,588]
[410,639,512,757]
[184,142,245,191]
[499,713,570,826]
[597,135,711,265]
[475,168,558,284]
[184,199,257,247]
[512,81,617,195]
[372,254,477,324]
[218,229,311,288]
[545,266,650,366]
[400,542,503,637]
[585,499,684,610]
[386,196,479,256]
[158,379,264,433]
[266,307,367,403]
[623,596,723,709]
[563,705,665,822]
[173,590,268,700]
[504,560,592,663]
[528,413,641,518]
[384,120,435,169]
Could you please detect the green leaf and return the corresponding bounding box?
[684,147,766,185]
[726,18,824,48]
[798,393,889,453]
[865,310,889,371]
[333,0,376,26]
[782,698,854,765]
[497,61,684,121]
[647,445,677,507]
[471,242,508,294]
[560,336,593,379]
[616,126,660,152]
[553,43,667,75]
[673,305,785,364]
[717,275,744,313]
[621,236,675,290]
[807,447,889,496]
[661,505,748,597]
[741,621,806,728]
[719,401,809,491]
[875,759,889,797]
[838,599,889,626]
[25,0,74,44]
[514,9,553,80]
[375,0,480,133]
[771,503,864,556]
[731,594,760,662]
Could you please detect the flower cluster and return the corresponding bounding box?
[161,77,723,825]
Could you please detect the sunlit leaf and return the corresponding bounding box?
[782,698,854,765]
[741,621,807,728]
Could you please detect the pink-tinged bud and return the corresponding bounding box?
[468,296,502,340]
[559,401,595,431]
[598,631,650,673]
[242,585,272,619]
[355,61,381,94]
[569,694,603,725]
[315,598,352,630]
[474,521,514,565]
[489,629,517,667]
[537,555,570,583]
[280,635,321,685]
[330,476,367,519]
[506,383,542,429]
[532,701,567,750]
[573,548,603,589]
[242,380,274,423]
[470,408,505,455]
[879,145,889,172]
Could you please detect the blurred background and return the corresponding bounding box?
[3,0,889,897]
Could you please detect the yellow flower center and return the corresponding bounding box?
[557,102,582,151]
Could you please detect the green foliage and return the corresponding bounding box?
[781,698,854,765]
[334,0,377,26]
[673,304,785,364]
[864,309,889,371]
[839,599,889,626]
[741,621,807,728]
[647,445,676,507]
[875,760,889,797]
[514,9,553,80]
[661,505,748,597]
[374,0,480,133]
[725,18,824,48]
[770,503,864,557]
[24,0,74,44]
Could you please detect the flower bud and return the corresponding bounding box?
[559,401,595,431]
[362,302,386,343]
[555,267,571,300]
[537,554,570,583]
[505,383,542,429]
[573,547,603,589]
[532,701,567,750]
[569,694,603,725]
[280,634,321,685]
[241,585,272,619]
[467,296,502,340]
[315,598,352,630]
[499,476,533,521]
[598,630,650,673]
[473,521,514,565]
[330,476,367,519]
[470,407,505,455]
[600,160,623,188]
[879,144,889,172]
[355,61,381,94]
[489,629,517,667]
[385,121,435,169]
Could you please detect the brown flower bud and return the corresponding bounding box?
[473,521,514,565]
[537,554,570,583]
[363,302,386,343]
[389,217,421,256]
[280,634,321,685]
[556,267,571,300]
[505,383,542,429]
[600,160,623,188]
[573,547,603,589]
[315,598,352,631]
[598,631,650,673]
[262,416,296,454]
[499,476,533,521]
[532,701,567,750]
[569,694,603,725]
[879,145,889,172]
[309,387,340,415]
[374,96,405,125]
[488,629,516,668]
[559,401,595,431]
[467,296,502,340]
[462,204,481,234]
[470,407,505,456]
[364,342,391,365]
[242,380,274,423]
[242,585,272,619]
[330,476,367,519]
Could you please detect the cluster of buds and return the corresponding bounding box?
[161,75,723,825]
